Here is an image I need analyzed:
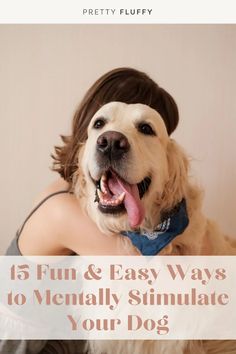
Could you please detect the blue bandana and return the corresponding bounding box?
[121,199,189,255]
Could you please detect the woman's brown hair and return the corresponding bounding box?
[52,67,179,183]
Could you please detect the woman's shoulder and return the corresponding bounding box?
[18,178,82,255]
[33,178,71,204]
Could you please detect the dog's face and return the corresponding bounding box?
[76,101,175,233]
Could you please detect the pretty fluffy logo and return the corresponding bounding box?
[82,9,153,16]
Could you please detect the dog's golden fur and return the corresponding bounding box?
[73,102,236,354]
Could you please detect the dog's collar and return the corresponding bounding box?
[121,199,189,255]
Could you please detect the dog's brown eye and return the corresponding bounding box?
[138,123,156,136]
[93,119,106,129]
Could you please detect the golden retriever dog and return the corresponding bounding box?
[73,101,236,354]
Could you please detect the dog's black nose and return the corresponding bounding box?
[96,131,130,159]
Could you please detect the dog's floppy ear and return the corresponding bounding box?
[71,144,87,198]
[162,139,189,209]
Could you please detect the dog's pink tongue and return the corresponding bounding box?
[108,173,144,228]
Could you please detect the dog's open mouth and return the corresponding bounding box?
[93,170,151,228]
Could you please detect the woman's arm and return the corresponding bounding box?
[57,193,140,256]
[18,179,139,256]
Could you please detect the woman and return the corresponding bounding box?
[3,67,179,354]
